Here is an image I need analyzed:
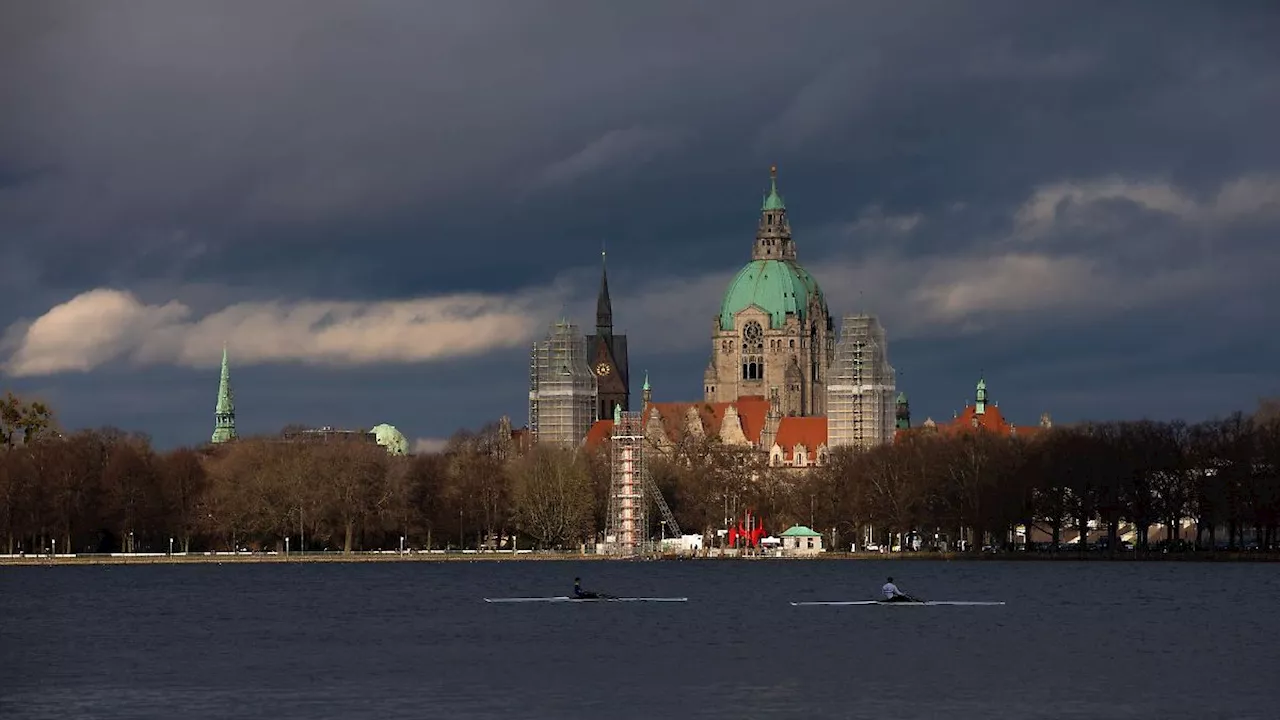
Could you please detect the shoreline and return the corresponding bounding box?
[3,550,1277,566]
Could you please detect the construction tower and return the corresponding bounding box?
[529,320,598,446]
[827,315,896,449]
[604,409,648,555]
[603,409,681,555]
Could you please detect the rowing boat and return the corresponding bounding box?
[790,600,1005,606]
[484,596,688,603]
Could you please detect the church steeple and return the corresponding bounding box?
[211,346,237,444]
[596,249,613,334]
[754,165,795,261]
[975,376,988,416]
[896,392,911,430]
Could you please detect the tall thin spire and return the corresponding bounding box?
[596,248,613,333]
[211,345,237,444]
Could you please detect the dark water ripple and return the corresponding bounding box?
[2,560,1277,719]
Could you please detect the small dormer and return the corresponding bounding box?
[793,443,808,466]
[770,445,785,467]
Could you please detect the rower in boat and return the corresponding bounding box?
[881,577,919,603]
[574,578,612,600]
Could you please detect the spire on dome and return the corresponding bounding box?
[762,165,785,211]
[753,165,795,261]
[975,376,988,416]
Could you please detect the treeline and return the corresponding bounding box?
[0,395,607,554]
[3,390,1279,555]
[802,411,1280,553]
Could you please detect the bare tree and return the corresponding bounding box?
[508,445,593,549]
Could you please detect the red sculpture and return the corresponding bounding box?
[726,510,765,548]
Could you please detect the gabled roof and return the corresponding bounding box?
[774,416,827,461]
[780,525,822,537]
[583,395,772,449]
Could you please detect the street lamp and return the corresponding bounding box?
[285,536,290,556]
[169,537,174,556]
[400,535,405,554]
[128,531,134,554]
[51,538,56,558]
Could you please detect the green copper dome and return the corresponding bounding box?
[719,259,826,331]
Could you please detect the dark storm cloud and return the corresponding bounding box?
[2,1,1279,445]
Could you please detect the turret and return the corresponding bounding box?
[752,165,796,262]
[975,377,987,416]
[895,392,911,430]
[760,386,782,450]
[642,371,652,406]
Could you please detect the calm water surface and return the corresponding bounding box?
[2,560,1277,720]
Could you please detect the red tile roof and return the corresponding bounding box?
[774,416,828,462]
[583,420,614,449]
[585,395,775,449]
[902,403,1045,440]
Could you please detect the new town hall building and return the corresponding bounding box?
[530,167,1048,467]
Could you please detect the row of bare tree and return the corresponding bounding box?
[802,413,1280,553]
[3,390,1278,554]
[0,400,601,554]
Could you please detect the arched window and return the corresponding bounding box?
[741,321,764,381]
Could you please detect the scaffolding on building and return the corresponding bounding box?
[529,320,598,447]
[827,314,897,450]
[603,411,680,556]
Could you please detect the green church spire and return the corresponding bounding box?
[211,346,237,444]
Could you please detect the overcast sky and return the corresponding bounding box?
[2,1,1278,450]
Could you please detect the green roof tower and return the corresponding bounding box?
[211,346,237,444]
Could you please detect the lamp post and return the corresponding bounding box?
[169,536,174,556]
[128,531,134,554]
[51,538,56,559]
[400,535,405,555]
[285,536,290,557]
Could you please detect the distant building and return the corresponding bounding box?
[529,320,598,447]
[585,254,630,421]
[704,166,834,417]
[904,377,1052,439]
[281,426,378,445]
[211,346,237,444]
[371,424,409,455]
[827,314,897,450]
[779,525,825,555]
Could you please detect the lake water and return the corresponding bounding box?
[2,559,1277,720]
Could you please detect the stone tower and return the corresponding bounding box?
[704,166,834,416]
[585,251,630,421]
[211,346,237,444]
